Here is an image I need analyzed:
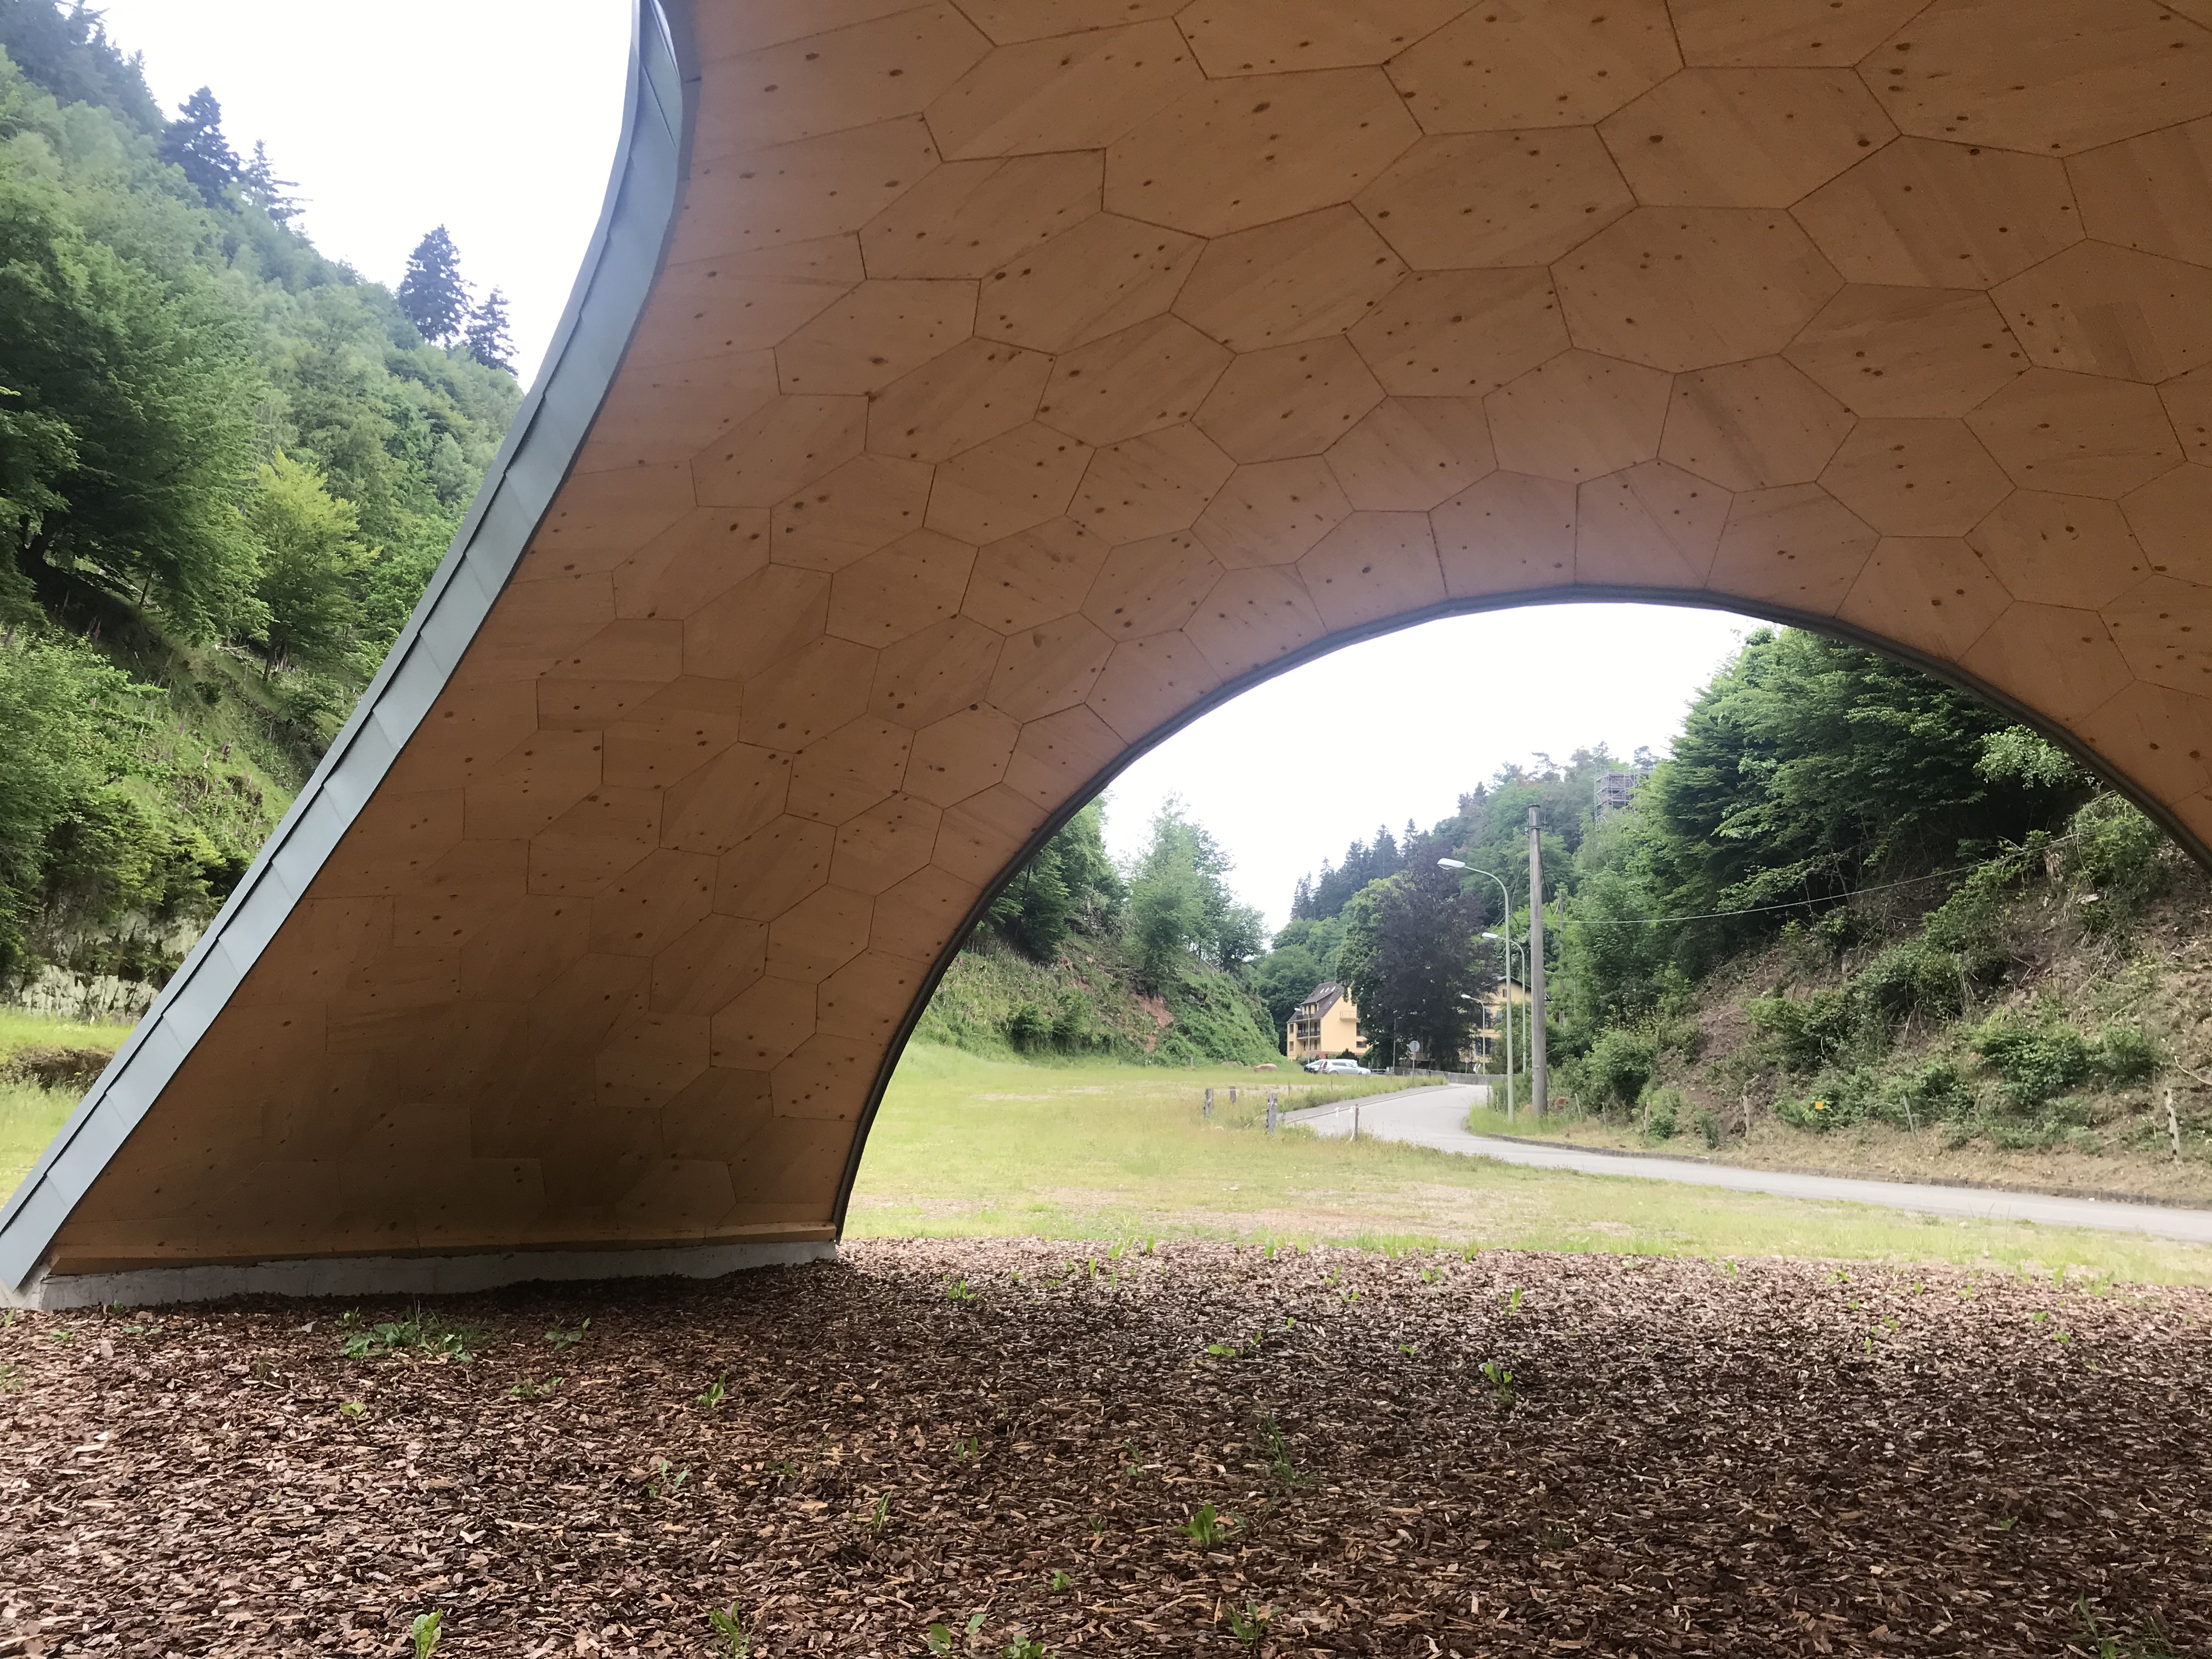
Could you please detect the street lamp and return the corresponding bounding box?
[1440,859,1515,1122]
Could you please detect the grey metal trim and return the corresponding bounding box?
[3,1241,837,1312]
[0,0,703,1289]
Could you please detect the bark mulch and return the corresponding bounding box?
[1,1241,2206,1658]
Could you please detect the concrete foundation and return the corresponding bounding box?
[1,1240,838,1311]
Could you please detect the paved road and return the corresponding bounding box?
[1285,1085,2212,1244]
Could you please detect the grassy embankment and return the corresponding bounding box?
[0,1009,127,1195]
[851,1045,2212,1284]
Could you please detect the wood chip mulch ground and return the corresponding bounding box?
[1,1240,2207,1658]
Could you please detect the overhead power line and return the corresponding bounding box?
[1572,836,2072,928]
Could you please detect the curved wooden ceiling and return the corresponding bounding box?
[8,0,2212,1293]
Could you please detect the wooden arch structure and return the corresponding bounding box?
[8,0,2212,1302]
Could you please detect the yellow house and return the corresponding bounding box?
[1461,977,1530,1069]
[1286,981,1368,1063]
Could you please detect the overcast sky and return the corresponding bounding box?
[1097,603,1754,930]
[98,0,632,383]
[96,4,1759,933]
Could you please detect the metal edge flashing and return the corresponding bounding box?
[826,584,2212,1233]
[0,1,703,1290]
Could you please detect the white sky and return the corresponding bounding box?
[97,10,1758,934]
[97,0,633,383]
[1099,603,1757,932]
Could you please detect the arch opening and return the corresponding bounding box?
[831,591,2204,1233]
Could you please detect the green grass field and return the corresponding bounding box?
[850,1045,2212,1284]
[0,1010,128,1198]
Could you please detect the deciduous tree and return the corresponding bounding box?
[1339,854,1493,1068]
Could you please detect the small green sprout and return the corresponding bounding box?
[698,1375,727,1408]
[870,1489,891,1531]
[647,1456,689,1499]
[943,1276,979,1301]
[509,1377,562,1401]
[1226,1601,1272,1649]
[1480,1358,1516,1408]
[545,1318,590,1351]
[410,1610,443,1658]
[338,1399,366,1419]
[1049,1568,1072,1592]
[1182,1502,1235,1548]
[926,1612,987,1654]
[707,1603,752,1657]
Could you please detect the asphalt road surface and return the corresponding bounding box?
[1285,1084,2212,1244]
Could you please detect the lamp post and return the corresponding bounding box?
[1439,859,1514,1121]
[1477,934,1517,1121]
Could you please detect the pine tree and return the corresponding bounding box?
[462,287,516,374]
[396,226,468,345]
[159,87,238,207]
[239,142,301,224]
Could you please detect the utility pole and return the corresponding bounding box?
[1527,806,1547,1118]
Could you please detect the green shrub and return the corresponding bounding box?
[1972,1011,2091,1108]
[1890,1059,1976,1125]
[1921,851,2034,985]
[1692,1105,1720,1149]
[1582,1026,1660,1110]
[1774,1065,1889,1132]
[1856,940,1964,1025]
[2093,1022,2158,1084]
[2062,794,2165,933]
[1643,1085,1681,1140]
[1747,988,1859,1073]
[1006,1002,1052,1051]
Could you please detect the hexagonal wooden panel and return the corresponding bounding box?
[22,0,2212,1293]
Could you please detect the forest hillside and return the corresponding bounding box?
[916,800,1282,1066]
[0,4,520,1018]
[1260,627,2212,1197]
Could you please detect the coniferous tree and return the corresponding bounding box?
[396,225,468,345]
[159,87,238,206]
[462,287,516,374]
[239,141,301,224]
[0,1,164,132]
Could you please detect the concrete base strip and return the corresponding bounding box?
[3,1240,839,1311]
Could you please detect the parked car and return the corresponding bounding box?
[1315,1057,1370,1075]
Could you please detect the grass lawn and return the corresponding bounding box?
[1457,1093,2212,1205]
[850,1045,2212,1284]
[0,1010,129,1200]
